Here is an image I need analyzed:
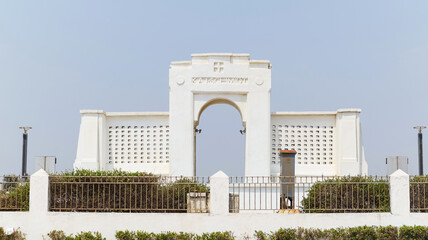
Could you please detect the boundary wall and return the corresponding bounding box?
[0,170,422,240]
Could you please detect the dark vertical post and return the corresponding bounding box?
[414,126,426,176]
[194,128,202,176]
[418,132,423,176]
[22,133,28,176]
[194,129,197,176]
[19,126,31,176]
[279,150,296,209]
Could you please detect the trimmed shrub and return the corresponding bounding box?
[269,228,296,240]
[255,226,427,240]
[49,170,209,213]
[399,226,428,240]
[46,231,104,240]
[375,226,399,240]
[46,230,73,240]
[115,231,233,240]
[195,232,234,240]
[73,232,104,240]
[301,176,390,213]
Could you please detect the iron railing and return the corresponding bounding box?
[0,175,30,211]
[49,175,209,213]
[410,176,428,212]
[229,176,390,213]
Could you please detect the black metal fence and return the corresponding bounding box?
[49,175,210,213]
[229,176,390,213]
[0,175,30,211]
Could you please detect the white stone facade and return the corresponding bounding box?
[74,53,368,176]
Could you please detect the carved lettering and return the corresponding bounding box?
[192,77,248,84]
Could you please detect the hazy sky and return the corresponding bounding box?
[1,1,427,176]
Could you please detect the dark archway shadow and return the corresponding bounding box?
[195,104,245,177]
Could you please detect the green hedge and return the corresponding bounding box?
[115,231,234,240]
[256,226,428,240]
[46,230,233,240]
[301,176,390,213]
[49,170,209,212]
[45,227,428,240]
[46,230,104,240]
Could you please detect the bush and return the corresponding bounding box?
[195,232,234,240]
[269,228,296,240]
[49,170,209,213]
[73,232,104,240]
[115,231,233,240]
[375,226,399,240]
[301,176,390,213]
[0,227,26,240]
[46,231,104,240]
[0,176,30,211]
[46,230,73,240]
[399,226,428,240]
[255,226,428,240]
[42,227,428,240]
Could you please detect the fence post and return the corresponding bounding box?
[210,171,229,215]
[29,169,49,213]
[389,169,410,215]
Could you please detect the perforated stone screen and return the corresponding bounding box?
[271,114,337,175]
[105,115,170,173]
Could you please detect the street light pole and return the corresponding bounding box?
[19,127,32,176]
[414,126,426,176]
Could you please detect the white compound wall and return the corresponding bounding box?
[73,53,368,176]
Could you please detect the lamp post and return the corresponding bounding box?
[19,127,32,176]
[413,126,426,176]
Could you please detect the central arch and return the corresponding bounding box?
[169,53,272,176]
[195,100,246,176]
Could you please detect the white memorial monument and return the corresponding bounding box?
[74,53,368,176]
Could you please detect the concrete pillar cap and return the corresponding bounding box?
[279,150,297,154]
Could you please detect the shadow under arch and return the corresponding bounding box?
[194,99,246,176]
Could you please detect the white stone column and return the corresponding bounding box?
[29,169,49,213]
[335,109,364,175]
[209,171,229,215]
[74,110,106,170]
[245,91,271,177]
[169,87,195,176]
[389,169,410,215]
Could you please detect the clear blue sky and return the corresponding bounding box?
[1,1,427,176]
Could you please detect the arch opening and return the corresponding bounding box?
[195,102,245,176]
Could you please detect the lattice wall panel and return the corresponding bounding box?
[108,124,170,165]
[271,116,336,167]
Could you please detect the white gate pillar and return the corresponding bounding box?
[169,87,195,176]
[245,91,271,176]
